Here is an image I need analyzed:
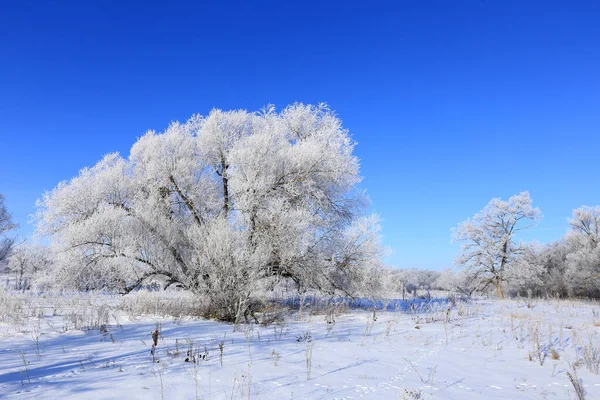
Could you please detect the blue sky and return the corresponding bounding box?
[1,1,599,269]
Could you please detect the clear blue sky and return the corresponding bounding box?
[1,1,599,270]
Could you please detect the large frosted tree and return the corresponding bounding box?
[452,192,541,299]
[36,104,385,321]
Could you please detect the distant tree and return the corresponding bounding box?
[385,269,408,299]
[564,206,600,296]
[434,268,457,292]
[535,240,571,297]
[8,243,53,290]
[386,268,441,298]
[569,206,600,247]
[452,192,541,299]
[507,206,600,299]
[453,269,484,297]
[504,242,547,297]
[0,193,17,264]
[36,104,386,321]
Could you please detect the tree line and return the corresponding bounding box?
[1,105,598,319]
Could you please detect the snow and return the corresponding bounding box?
[1,291,599,399]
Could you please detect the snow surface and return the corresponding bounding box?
[1,292,599,399]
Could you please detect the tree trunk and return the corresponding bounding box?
[496,278,504,299]
[220,156,229,217]
[497,239,509,300]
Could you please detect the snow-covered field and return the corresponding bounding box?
[1,289,599,399]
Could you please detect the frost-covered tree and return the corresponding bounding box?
[0,194,17,264]
[7,243,53,291]
[474,205,600,299]
[452,192,541,299]
[564,206,600,296]
[453,268,485,297]
[36,104,385,321]
[534,241,571,296]
[434,268,458,292]
[504,242,547,297]
[569,206,600,247]
[385,268,441,298]
[506,207,600,299]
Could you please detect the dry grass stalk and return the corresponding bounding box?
[567,367,586,400]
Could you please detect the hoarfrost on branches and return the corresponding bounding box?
[564,206,600,294]
[501,205,600,298]
[452,192,541,299]
[7,243,53,291]
[0,193,17,265]
[36,104,385,321]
